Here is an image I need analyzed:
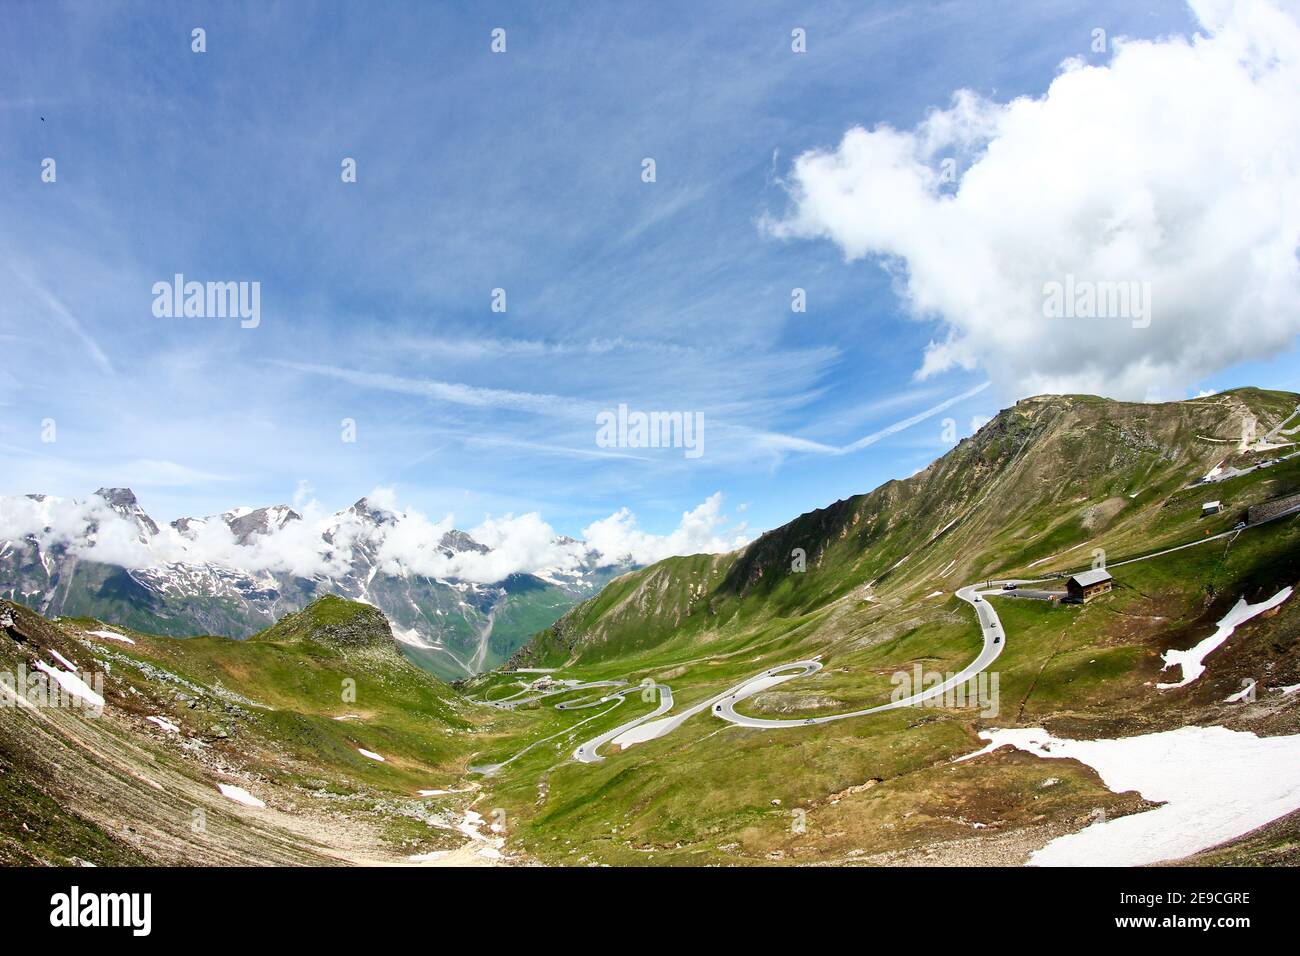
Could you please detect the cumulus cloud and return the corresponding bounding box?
[368,507,585,584]
[369,493,749,582]
[0,494,352,579]
[766,0,1300,399]
[450,513,585,582]
[0,489,749,584]
[580,492,749,565]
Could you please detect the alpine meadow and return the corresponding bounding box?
[3,0,1300,937]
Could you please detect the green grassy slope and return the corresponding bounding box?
[511,388,1299,670]
[476,503,1300,866]
[6,388,1299,867]
[0,595,530,865]
[480,388,1300,865]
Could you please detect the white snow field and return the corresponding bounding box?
[32,659,104,709]
[959,725,1300,866]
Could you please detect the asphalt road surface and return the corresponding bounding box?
[711,581,1010,728]
[497,503,1296,767]
[565,579,1023,756]
[573,683,675,763]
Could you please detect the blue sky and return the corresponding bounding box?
[2,0,1297,545]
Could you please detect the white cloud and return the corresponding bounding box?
[112,459,235,487]
[0,489,749,585]
[373,495,750,583]
[0,493,349,579]
[433,513,586,583]
[271,361,582,416]
[766,0,1300,400]
[10,264,114,375]
[580,492,748,566]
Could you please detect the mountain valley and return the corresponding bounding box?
[4,388,1300,867]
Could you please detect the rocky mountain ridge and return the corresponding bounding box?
[0,489,627,679]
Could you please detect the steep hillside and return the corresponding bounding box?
[511,388,1300,669]
[467,388,1300,866]
[0,597,531,865]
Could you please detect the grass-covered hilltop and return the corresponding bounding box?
[4,388,1300,866]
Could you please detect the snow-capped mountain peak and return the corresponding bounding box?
[93,487,160,539]
[439,529,489,555]
[346,496,398,527]
[0,488,627,679]
[225,505,301,544]
[171,504,301,544]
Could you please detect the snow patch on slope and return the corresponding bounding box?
[216,783,265,808]
[32,660,104,708]
[1158,588,1292,689]
[959,725,1300,866]
[87,629,135,645]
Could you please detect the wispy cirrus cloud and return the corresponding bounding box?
[271,361,586,416]
[278,355,989,465]
[5,0,1255,542]
[838,381,991,453]
[732,381,991,458]
[8,264,114,375]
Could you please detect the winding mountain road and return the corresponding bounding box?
[561,580,1013,761]
[713,581,1009,729]
[481,679,627,710]
[573,683,674,763]
[491,499,1296,767]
